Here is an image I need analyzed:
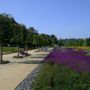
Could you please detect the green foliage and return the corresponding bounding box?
[26,27,38,45]
[59,38,89,47]
[0,13,16,43]
[32,62,90,90]
[86,38,90,46]
[51,34,58,46]
[58,39,64,46]
[39,34,50,46]
[33,35,39,45]
[0,13,58,48]
[3,47,17,53]
[0,13,58,62]
[82,39,87,46]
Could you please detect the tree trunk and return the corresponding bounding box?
[36,44,37,51]
[0,43,3,63]
[25,44,28,54]
[17,44,19,57]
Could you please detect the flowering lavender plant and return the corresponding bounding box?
[44,47,90,73]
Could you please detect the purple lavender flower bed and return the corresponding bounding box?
[44,47,90,73]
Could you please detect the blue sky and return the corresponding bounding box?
[0,0,90,39]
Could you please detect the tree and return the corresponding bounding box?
[11,23,27,57]
[50,34,58,46]
[0,13,16,63]
[26,27,38,48]
[0,23,3,63]
[33,35,39,50]
[58,39,64,46]
[39,34,50,47]
[86,38,90,46]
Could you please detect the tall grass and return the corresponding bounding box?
[32,62,90,90]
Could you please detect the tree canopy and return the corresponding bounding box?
[0,13,58,48]
[0,13,90,47]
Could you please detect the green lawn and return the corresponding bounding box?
[1,47,35,54]
[3,47,17,52]
[1,47,18,54]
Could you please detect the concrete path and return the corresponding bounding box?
[0,49,51,90]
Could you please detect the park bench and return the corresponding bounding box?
[20,50,30,57]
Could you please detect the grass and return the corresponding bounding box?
[2,47,42,54]
[3,47,17,53]
[0,60,10,64]
[32,62,90,90]
[30,54,47,58]
[1,47,23,54]
[67,46,90,56]
[76,46,90,51]
[76,46,90,56]
[66,46,90,50]
[20,60,43,64]
[86,53,90,56]
[71,46,90,51]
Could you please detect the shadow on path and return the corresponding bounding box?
[19,60,43,64]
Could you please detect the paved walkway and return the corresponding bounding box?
[0,49,51,90]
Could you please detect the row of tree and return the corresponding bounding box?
[0,13,58,63]
[0,13,90,63]
[0,13,58,47]
[58,38,90,46]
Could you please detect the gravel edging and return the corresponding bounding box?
[15,64,42,90]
